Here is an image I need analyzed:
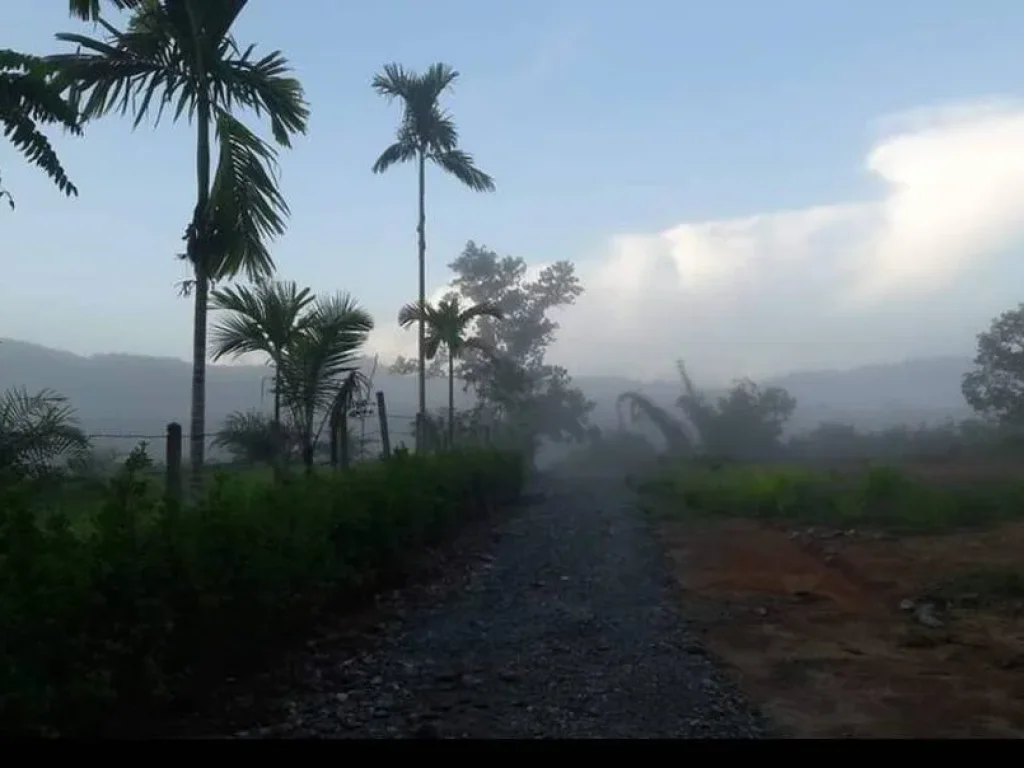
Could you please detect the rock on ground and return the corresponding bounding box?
[233,473,770,739]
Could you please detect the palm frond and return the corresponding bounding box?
[0,49,82,198]
[371,138,417,174]
[397,299,433,328]
[192,109,288,282]
[68,0,143,22]
[210,279,315,362]
[0,387,90,476]
[431,148,495,192]
[615,391,691,455]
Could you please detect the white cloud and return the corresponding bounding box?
[369,99,1024,385]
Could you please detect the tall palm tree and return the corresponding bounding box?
[398,296,502,448]
[371,63,495,449]
[50,0,309,492]
[277,293,374,470]
[0,49,82,207]
[210,279,315,429]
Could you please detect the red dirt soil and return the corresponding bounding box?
[658,518,1024,738]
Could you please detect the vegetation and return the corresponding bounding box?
[0,5,537,739]
[638,462,1024,535]
[50,0,310,490]
[371,64,495,444]
[0,445,523,737]
[211,281,374,471]
[0,49,82,206]
[398,296,503,447]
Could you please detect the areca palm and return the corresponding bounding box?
[371,63,495,449]
[277,293,374,470]
[0,49,82,207]
[398,296,503,448]
[50,0,309,492]
[210,279,315,429]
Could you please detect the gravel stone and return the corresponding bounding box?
[233,474,771,739]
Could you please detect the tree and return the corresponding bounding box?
[397,296,502,448]
[0,387,90,479]
[276,293,374,471]
[51,0,309,493]
[212,408,299,465]
[618,360,796,460]
[0,49,83,207]
[446,241,593,459]
[210,279,315,438]
[963,303,1024,425]
[371,63,495,448]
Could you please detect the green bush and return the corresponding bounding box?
[639,461,1024,534]
[0,446,524,737]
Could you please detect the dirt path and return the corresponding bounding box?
[228,474,769,738]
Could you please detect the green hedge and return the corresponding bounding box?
[0,448,524,737]
[638,462,1024,534]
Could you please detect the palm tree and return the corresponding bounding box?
[277,293,374,471]
[50,0,309,494]
[0,49,83,208]
[371,63,495,449]
[398,296,502,449]
[210,279,315,437]
[0,387,90,479]
[212,408,298,466]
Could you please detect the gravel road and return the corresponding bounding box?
[234,473,770,738]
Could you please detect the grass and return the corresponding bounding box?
[0,445,524,738]
[638,460,1024,534]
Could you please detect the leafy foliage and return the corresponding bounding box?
[446,242,594,457]
[0,447,523,737]
[398,296,502,446]
[277,293,374,468]
[0,49,83,205]
[0,387,90,479]
[962,303,1024,425]
[619,360,797,460]
[212,408,299,465]
[370,62,495,192]
[50,0,309,480]
[639,462,1024,535]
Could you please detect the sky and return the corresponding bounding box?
[4,0,1024,385]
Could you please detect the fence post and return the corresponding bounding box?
[376,390,391,459]
[166,422,183,506]
[340,407,350,469]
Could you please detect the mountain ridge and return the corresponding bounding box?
[0,338,977,457]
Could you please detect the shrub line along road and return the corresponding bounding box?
[230,473,769,739]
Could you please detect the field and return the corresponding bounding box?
[640,459,1024,738]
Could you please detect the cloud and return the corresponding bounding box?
[369,99,1024,385]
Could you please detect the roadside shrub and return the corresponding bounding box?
[640,461,1024,534]
[0,446,523,737]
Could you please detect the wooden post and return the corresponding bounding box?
[339,407,350,469]
[166,422,183,506]
[376,390,391,459]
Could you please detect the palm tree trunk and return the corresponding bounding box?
[189,94,212,498]
[416,150,427,453]
[448,351,455,450]
[272,366,283,478]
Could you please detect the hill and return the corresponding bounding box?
[0,338,977,459]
